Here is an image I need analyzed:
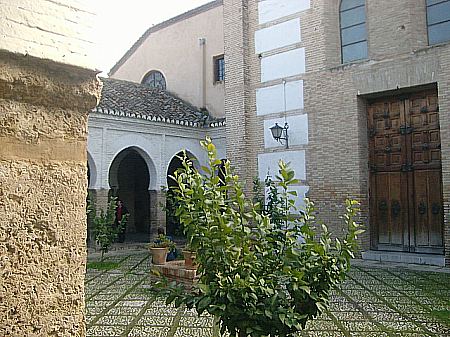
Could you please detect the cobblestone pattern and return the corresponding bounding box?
[86,251,450,337]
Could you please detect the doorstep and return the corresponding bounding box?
[362,250,445,267]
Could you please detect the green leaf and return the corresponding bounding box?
[197,296,211,313]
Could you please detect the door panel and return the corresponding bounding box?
[368,89,443,254]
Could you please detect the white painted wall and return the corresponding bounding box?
[0,0,97,69]
[265,185,310,210]
[256,80,304,115]
[258,151,306,181]
[255,18,301,54]
[264,115,308,148]
[258,0,311,24]
[87,113,226,191]
[261,48,306,82]
[256,0,311,212]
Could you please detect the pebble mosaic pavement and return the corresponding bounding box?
[86,251,450,337]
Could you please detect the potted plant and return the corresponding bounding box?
[149,234,175,265]
[182,244,197,270]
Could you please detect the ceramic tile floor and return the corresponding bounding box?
[86,251,450,337]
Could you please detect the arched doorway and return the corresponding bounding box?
[166,151,198,238]
[109,148,151,243]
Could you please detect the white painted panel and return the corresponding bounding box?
[256,80,304,115]
[264,185,309,212]
[259,0,311,24]
[261,48,306,82]
[264,114,308,148]
[255,18,301,54]
[258,151,306,181]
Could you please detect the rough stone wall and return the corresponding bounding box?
[0,51,100,336]
[224,0,450,264]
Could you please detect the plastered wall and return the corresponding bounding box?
[0,50,100,336]
[110,3,225,118]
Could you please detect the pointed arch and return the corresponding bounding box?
[87,151,97,189]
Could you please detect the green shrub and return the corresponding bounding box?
[89,196,128,261]
[155,138,363,337]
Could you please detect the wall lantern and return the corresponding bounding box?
[270,122,289,148]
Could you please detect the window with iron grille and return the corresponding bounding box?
[214,55,225,83]
[427,0,450,45]
[340,0,368,63]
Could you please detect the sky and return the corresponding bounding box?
[94,0,211,75]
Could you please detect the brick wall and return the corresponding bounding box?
[223,0,255,193]
[0,0,97,70]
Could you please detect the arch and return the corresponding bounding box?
[340,0,368,63]
[109,145,158,191]
[166,149,200,180]
[165,150,200,237]
[87,151,97,189]
[108,147,152,242]
[141,70,167,90]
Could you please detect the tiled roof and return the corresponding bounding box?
[94,77,225,128]
[108,0,223,76]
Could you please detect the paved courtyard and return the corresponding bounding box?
[85,250,450,337]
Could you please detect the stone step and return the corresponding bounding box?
[362,250,445,267]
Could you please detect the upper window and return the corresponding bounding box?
[340,0,368,63]
[214,55,225,82]
[142,70,166,90]
[427,0,450,45]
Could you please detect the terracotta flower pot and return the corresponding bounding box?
[150,247,168,265]
[183,250,197,270]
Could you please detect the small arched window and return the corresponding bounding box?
[426,0,450,45]
[340,0,368,63]
[142,70,166,90]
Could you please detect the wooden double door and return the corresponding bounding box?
[368,89,444,254]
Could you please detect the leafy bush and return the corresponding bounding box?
[150,234,176,250]
[89,196,128,261]
[156,138,362,337]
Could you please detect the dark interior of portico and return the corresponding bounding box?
[111,148,151,243]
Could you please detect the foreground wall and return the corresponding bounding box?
[0,1,100,335]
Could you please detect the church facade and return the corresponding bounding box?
[223,0,450,266]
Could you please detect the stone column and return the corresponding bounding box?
[0,51,100,336]
[149,190,166,240]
